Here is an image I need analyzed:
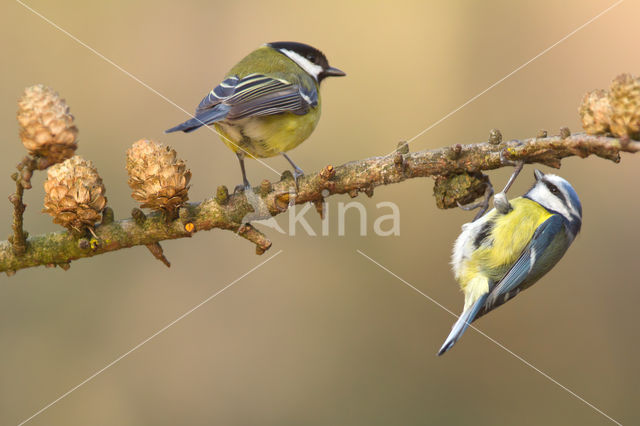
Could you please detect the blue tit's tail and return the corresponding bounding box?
[438,293,488,356]
[165,105,231,133]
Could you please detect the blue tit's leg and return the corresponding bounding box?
[494,156,525,214]
[235,151,251,192]
[457,179,494,222]
[282,153,304,188]
[500,158,524,194]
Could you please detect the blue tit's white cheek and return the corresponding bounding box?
[544,174,582,220]
[279,49,323,80]
[527,182,572,221]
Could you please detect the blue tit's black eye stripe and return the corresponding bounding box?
[543,180,566,203]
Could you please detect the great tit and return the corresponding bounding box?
[439,169,582,355]
[165,41,345,188]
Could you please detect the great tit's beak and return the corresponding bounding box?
[534,169,545,181]
[324,66,346,77]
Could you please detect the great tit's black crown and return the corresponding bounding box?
[267,41,345,82]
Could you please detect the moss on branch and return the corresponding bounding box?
[2,132,639,274]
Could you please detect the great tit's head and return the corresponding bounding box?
[526,170,582,234]
[267,41,346,83]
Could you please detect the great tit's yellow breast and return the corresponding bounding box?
[214,107,320,158]
[458,197,552,293]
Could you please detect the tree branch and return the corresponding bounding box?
[8,156,37,255]
[2,132,639,274]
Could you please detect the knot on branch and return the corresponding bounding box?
[488,128,502,145]
[433,172,490,209]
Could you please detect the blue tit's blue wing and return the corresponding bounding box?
[166,74,317,133]
[485,214,566,310]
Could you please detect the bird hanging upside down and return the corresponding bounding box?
[439,168,582,355]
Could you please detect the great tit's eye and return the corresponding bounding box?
[306,54,316,62]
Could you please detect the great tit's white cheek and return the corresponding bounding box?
[279,49,323,80]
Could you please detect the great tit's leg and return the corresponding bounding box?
[282,153,304,187]
[457,182,494,222]
[234,151,251,192]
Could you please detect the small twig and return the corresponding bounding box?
[145,242,171,267]
[8,156,36,255]
[237,223,272,255]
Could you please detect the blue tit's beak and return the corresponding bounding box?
[324,67,346,77]
[534,169,545,181]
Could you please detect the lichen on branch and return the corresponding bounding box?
[1,132,638,275]
[4,74,640,275]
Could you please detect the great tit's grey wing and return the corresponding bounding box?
[164,103,231,133]
[194,76,240,114]
[165,74,316,133]
[483,214,566,313]
[222,74,316,119]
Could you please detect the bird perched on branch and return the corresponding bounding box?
[166,41,345,189]
[439,169,582,355]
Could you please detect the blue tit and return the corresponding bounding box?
[165,41,345,188]
[438,169,582,355]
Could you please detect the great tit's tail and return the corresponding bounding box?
[165,105,231,134]
[438,293,488,356]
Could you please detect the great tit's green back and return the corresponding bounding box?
[228,46,319,94]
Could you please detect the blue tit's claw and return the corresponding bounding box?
[499,150,525,169]
[457,182,494,222]
[457,200,483,211]
[499,149,514,166]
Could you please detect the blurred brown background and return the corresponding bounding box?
[1,0,638,425]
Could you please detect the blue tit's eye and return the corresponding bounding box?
[546,183,559,194]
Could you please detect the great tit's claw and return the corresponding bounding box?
[234,183,252,193]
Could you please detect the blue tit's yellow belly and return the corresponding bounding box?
[213,108,320,158]
[459,197,553,291]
